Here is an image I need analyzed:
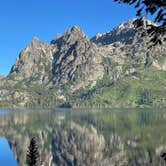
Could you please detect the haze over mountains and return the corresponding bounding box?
[0,18,166,109]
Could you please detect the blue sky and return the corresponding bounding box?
[0,0,138,75]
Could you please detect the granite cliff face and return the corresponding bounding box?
[7,26,104,90]
[91,18,157,45]
[0,18,166,108]
[51,26,104,90]
[8,18,166,85]
[9,37,55,84]
[92,18,166,72]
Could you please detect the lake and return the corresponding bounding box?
[0,108,166,166]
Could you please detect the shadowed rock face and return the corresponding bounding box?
[51,26,104,89]
[0,110,166,166]
[91,18,157,45]
[9,26,104,88]
[91,18,166,70]
[91,19,137,45]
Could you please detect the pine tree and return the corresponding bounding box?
[26,137,41,166]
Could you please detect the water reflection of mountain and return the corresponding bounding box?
[0,109,166,166]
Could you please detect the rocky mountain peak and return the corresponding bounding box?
[116,18,137,30]
[9,36,54,83]
[91,18,157,45]
[115,18,156,31]
[56,34,62,40]
[71,25,82,32]
[0,18,166,109]
[62,25,88,44]
[28,37,41,49]
[31,36,40,43]
[137,17,157,27]
[50,26,104,89]
[51,25,88,48]
[66,25,84,34]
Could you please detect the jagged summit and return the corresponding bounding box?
[114,17,156,31]
[8,18,166,85]
[70,25,83,33]
[65,25,85,35]
[28,36,41,48]
[62,25,87,44]
[51,25,104,89]
[51,25,87,46]
[0,18,165,109]
[31,36,40,43]
[9,36,53,82]
[91,18,157,45]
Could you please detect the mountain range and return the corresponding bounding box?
[0,18,166,109]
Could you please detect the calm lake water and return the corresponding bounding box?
[0,108,166,166]
[0,138,18,166]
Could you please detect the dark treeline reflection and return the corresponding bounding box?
[0,108,166,166]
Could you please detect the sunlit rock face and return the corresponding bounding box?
[0,18,166,108]
[51,26,104,90]
[24,19,166,81]
[91,18,166,72]
[9,26,104,89]
[9,37,55,84]
[91,18,157,45]
[8,18,166,87]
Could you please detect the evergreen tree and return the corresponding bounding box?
[26,137,41,166]
[161,152,166,165]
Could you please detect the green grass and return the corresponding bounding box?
[70,67,166,108]
[0,66,165,109]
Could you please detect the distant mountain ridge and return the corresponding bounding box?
[0,18,166,109]
[91,18,157,45]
